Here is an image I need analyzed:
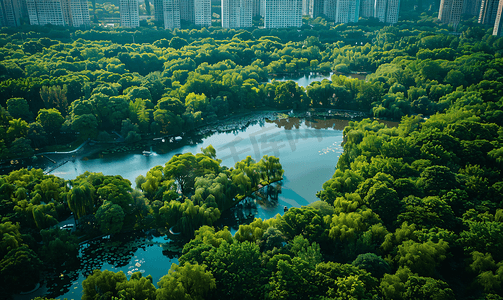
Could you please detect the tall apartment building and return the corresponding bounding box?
[120,0,139,27]
[264,0,302,28]
[222,0,253,28]
[493,0,503,35]
[438,0,463,26]
[0,0,25,26]
[359,0,373,17]
[309,0,323,18]
[479,0,499,25]
[180,0,194,22]
[253,0,261,16]
[463,0,482,16]
[324,0,359,23]
[154,0,163,22]
[61,0,90,27]
[385,0,399,23]
[374,0,386,21]
[26,0,65,26]
[163,0,180,29]
[194,0,210,26]
[302,0,309,15]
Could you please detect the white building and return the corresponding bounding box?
[324,0,359,23]
[194,0,210,26]
[163,0,180,29]
[222,0,253,28]
[264,0,302,28]
[26,0,65,26]
[62,0,90,27]
[493,0,503,35]
[120,0,139,28]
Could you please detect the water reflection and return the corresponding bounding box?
[271,117,350,131]
[216,182,282,233]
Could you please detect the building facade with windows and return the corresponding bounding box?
[385,0,399,24]
[163,0,180,29]
[479,0,499,25]
[194,0,210,26]
[438,0,463,26]
[264,0,302,28]
[0,0,25,26]
[26,0,65,26]
[120,0,139,27]
[493,0,503,35]
[222,0,253,28]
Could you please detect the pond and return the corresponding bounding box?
[33,115,348,300]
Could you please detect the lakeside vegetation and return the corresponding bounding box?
[1,8,503,300]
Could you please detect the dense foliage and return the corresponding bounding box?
[1,9,503,300]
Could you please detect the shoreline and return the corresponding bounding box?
[0,109,368,177]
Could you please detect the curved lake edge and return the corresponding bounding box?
[5,108,370,177]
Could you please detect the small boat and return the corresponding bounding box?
[142,151,151,156]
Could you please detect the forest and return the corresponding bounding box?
[0,8,503,300]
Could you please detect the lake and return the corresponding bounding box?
[33,115,348,300]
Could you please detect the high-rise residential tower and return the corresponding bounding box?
[302,0,309,15]
[62,0,90,27]
[120,0,139,27]
[154,0,164,22]
[26,0,65,26]
[463,0,482,16]
[385,0,399,23]
[264,0,302,28]
[324,0,359,23]
[479,0,499,25]
[0,0,25,26]
[163,0,180,29]
[493,0,503,35]
[359,0,374,18]
[309,0,323,18]
[194,0,210,26]
[438,0,463,26]
[222,0,252,28]
[374,0,387,21]
[180,0,194,22]
[253,0,261,16]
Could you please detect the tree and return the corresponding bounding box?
[36,108,64,135]
[82,270,127,300]
[39,228,79,268]
[95,201,125,234]
[258,155,284,183]
[395,240,449,277]
[68,182,95,219]
[352,253,391,278]
[9,137,34,158]
[6,118,28,142]
[156,262,216,300]
[116,272,157,300]
[363,181,402,227]
[0,245,42,295]
[6,98,32,121]
[39,85,68,115]
[274,81,306,109]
